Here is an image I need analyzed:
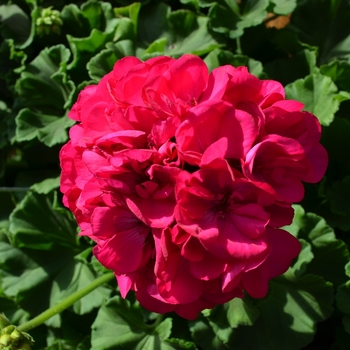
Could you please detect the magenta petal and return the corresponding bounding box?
[189,251,226,280]
[154,230,203,304]
[91,206,151,273]
[126,197,175,228]
[265,227,301,278]
[115,274,133,298]
[165,54,208,103]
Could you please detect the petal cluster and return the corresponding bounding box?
[60,54,327,319]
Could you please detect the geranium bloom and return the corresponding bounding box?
[60,54,327,319]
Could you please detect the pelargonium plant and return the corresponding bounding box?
[59,54,327,319]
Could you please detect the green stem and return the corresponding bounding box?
[153,313,164,329]
[0,187,30,192]
[236,37,242,55]
[17,272,115,332]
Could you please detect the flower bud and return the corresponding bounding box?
[35,7,63,36]
[10,329,21,342]
[0,333,11,346]
[1,325,15,335]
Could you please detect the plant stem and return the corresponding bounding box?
[236,37,242,55]
[0,187,30,192]
[17,272,115,332]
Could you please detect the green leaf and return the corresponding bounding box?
[91,296,178,349]
[138,4,220,59]
[336,264,350,335]
[204,48,266,78]
[164,12,220,57]
[255,273,333,350]
[322,117,350,180]
[208,274,333,350]
[284,205,350,288]
[208,297,260,334]
[285,72,347,126]
[0,295,30,326]
[208,0,269,39]
[288,0,350,63]
[138,2,170,46]
[189,315,229,350]
[337,280,350,315]
[269,0,296,15]
[61,0,119,38]
[15,109,75,147]
[30,177,60,194]
[264,49,317,85]
[87,40,135,81]
[49,259,111,316]
[325,176,350,231]
[8,190,78,251]
[0,4,31,47]
[0,240,109,326]
[15,44,75,115]
[67,29,115,80]
[0,39,27,88]
[320,60,350,93]
[114,2,141,36]
[164,338,198,350]
[290,239,314,278]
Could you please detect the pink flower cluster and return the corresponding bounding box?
[60,55,327,319]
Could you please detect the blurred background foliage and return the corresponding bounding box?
[1,0,350,349]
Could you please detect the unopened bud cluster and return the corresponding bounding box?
[0,314,33,350]
[36,7,63,36]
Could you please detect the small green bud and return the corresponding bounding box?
[0,314,10,330]
[0,333,11,346]
[10,329,21,342]
[1,325,16,335]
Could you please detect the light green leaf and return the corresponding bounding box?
[91,296,179,350]
[30,177,60,194]
[15,109,75,147]
[285,72,348,126]
[156,318,172,340]
[269,0,296,15]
